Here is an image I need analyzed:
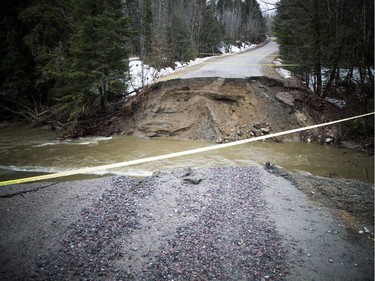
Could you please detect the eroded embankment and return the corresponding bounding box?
[117,77,351,145]
[59,76,373,152]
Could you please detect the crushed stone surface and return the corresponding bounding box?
[0,166,373,280]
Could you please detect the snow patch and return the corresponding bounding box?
[218,41,256,54]
[308,67,375,91]
[274,58,292,79]
[325,97,346,109]
[127,57,159,93]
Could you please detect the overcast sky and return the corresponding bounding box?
[257,0,278,14]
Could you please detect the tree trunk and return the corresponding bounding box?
[323,58,340,98]
[313,0,322,97]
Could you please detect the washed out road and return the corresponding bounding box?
[0,38,373,281]
[182,39,279,78]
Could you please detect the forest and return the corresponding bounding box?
[0,0,373,132]
[0,0,266,126]
[273,0,374,112]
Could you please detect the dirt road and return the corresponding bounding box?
[182,40,279,78]
[0,166,373,280]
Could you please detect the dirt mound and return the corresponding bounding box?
[118,77,320,143]
[61,76,372,152]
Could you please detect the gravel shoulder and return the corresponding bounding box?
[262,164,374,281]
[0,166,373,280]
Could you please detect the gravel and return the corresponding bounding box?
[1,166,373,280]
[28,167,288,280]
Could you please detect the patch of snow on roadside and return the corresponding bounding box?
[274,58,292,79]
[325,97,346,109]
[127,57,183,93]
[157,67,175,78]
[127,58,158,93]
[218,41,256,54]
[175,62,183,69]
[308,67,375,91]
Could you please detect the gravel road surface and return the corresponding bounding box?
[0,166,373,280]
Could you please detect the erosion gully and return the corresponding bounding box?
[0,125,373,183]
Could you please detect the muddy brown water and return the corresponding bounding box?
[0,125,373,183]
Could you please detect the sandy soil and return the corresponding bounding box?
[0,166,373,280]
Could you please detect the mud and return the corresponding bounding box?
[117,77,316,143]
[112,76,372,153]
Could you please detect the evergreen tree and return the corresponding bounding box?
[0,1,37,111]
[273,0,320,91]
[19,0,73,105]
[273,0,374,99]
[170,6,195,62]
[123,0,140,55]
[142,0,153,56]
[54,0,130,120]
[124,0,152,57]
[1,0,269,124]
[199,3,223,54]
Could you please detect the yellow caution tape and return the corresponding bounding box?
[0,112,373,186]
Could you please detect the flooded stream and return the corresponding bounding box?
[0,125,373,183]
